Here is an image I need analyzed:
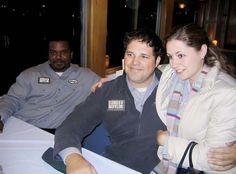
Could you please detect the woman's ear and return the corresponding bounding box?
[200,44,207,59]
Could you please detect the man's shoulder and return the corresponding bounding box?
[108,74,125,85]
[19,62,45,76]
[71,65,94,73]
[70,65,100,78]
[97,75,126,93]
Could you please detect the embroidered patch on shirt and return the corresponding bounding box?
[38,77,50,84]
[107,100,125,111]
[68,79,79,84]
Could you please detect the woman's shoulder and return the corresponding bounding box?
[157,64,174,90]
[158,64,171,72]
[208,72,236,104]
[210,71,236,96]
[218,71,236,87]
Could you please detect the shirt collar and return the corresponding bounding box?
[126,73,159,93]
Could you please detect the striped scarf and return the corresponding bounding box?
[151,65,209,174]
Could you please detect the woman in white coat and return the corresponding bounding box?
[152,23,236,174]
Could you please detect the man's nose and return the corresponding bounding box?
[132,55,140,64]
[55,52,63,59]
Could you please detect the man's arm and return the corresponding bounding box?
[0,70,32,123]
[54,92,103,157]
[208,141,236,171]
[54,88,105,173]
[58,147,97,174]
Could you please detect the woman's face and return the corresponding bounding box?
[166,39,207,83]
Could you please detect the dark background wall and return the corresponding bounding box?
[0,0,81,95]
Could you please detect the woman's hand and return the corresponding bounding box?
[91,78,108,93]
[208,141,236,171]
[156,130,169,146]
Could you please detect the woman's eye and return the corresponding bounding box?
[177,54,185,59]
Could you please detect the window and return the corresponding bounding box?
[0,0,80,94]
[106,0,160,68]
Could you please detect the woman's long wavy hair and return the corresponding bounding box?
[164,23,236,79]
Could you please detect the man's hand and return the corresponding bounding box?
[0,120,4,133]
[208,141,236,171]
[91,78,108,93]
[65,153,97,174]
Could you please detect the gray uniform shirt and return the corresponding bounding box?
[0,61,100,128]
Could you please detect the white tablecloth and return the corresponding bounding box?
[0,117,141,174]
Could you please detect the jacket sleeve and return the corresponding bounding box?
[53,87,105,158]
[0,71,31,122]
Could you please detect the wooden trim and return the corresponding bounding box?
[159,0,174,40]
[86,0,108,77]
[105,66,122,75]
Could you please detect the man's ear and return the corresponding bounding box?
[155,56,161,67]
[70,51,74,60]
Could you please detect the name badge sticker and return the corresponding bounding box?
[68,79,79,84]
[38,77,50,84]
[107,100,125,111]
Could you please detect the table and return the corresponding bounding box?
[0,117,141,174]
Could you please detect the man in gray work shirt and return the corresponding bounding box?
[0,35,100,133]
